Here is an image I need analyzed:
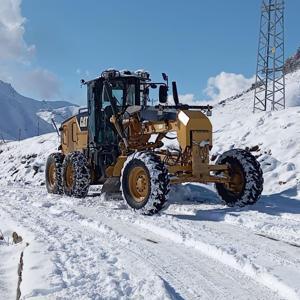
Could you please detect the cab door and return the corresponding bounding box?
[87,79,119,147]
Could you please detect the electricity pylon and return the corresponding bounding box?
[253,0,285,112]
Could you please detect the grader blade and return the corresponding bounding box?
[101,177,121,194]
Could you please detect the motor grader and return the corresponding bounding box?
[45,69,263,215]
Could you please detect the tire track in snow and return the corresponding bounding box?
[0,187,280,300]
[2,186,299,299]
[255,233,300,248]
[70,205,283,300]
[130,217,300,300]
[71,193,300,300]
[72,209,280,300]
[0,189,171,299]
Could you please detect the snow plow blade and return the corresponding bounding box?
[101,177,121,194]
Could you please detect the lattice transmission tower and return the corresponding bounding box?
[253,0,285,112]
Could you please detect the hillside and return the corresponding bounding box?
[0,80,78,140]
[284,47,300,74]
[211,69,300,196]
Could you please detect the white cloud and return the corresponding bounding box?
[178,94,196,105]
[0,0,35,61]
[0,64,61,99]
[22,69,61,99]
[167,93,198,105]
[204,72,255,101]
[167,72,255,106]
[0,0,61,100]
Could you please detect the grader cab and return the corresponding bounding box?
[45,69,263,215]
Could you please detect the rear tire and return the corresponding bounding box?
[45,153,64,194]
[215,149,263,207]
[121,152,169,215]
[62,151,90,198]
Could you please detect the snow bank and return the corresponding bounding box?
[0,214,31,300]
[286,71,300,106]
[0,239,23,300]
[0,133,59,186]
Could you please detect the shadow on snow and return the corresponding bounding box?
[167,183,300,222]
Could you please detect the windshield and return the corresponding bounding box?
[103,81,136,108]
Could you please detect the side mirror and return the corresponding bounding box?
[162,73,168,81]
[159,85,168,104]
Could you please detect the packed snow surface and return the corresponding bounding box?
[1,70,300,299]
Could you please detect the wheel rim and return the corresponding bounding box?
[48,163,56,188]
[65,163,74,189]
[128,166,149,203]
[227,162,245,195]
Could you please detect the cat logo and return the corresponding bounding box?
[79,116,88,127]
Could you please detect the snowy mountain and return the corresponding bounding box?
[0,71,300,299]
[0,80,78,140]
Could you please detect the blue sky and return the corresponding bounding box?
[0,0,299,105]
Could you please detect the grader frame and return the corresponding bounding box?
[59,105,230,187]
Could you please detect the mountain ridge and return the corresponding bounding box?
[0,79,78,140]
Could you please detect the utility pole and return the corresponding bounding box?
[253,0,285,112]
[37,118,40,136]
[1,133,5,144]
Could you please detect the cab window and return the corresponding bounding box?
[126,84,136,105]
[102,80,137,108]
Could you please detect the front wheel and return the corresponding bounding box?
[215,149,263,207]
[121,152,170,215]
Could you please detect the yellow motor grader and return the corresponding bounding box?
[45,69,263,215]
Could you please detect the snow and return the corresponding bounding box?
[286,71,300,106]
[0,216,24,300]
[37,106,79,126]
[0,70,300,299]
[1,188,172,300]
[0,133,59,186]
[211,70,300,196]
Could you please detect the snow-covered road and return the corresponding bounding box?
[1,184,299,299]
[1,68,300,298]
